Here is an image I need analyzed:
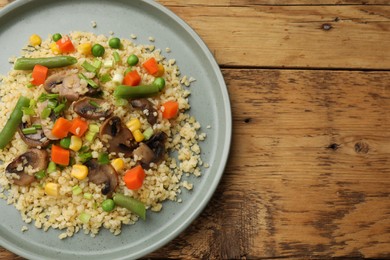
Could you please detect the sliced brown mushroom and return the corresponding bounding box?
[99,116,137,157]
[73,97,113,120]
[131,99,158,125]
[85,159,118,197]
[6,149,49,186]
[18,117,50,147]
[133,132,168,168]
[44,72,100,102]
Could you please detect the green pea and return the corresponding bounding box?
[127,54,139,66]
[108,37,121,49]
[153,77,166,91]
[91,44,105,57]
[102,199,115,212]
[52,33,62,42]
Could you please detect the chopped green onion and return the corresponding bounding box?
[84,131,97,142]
[92,58,102,70]
[114,98,128,107]
[40,107,52,119]
[78,152,92,163]
[99,73,112,83]
[22,127,37,135]
[34,170,46,180]
[53,103,65,115]
[32,124,42,129]
[123,67,132,76]
[88,124,100,133]
[88,100,100,108]
[81,60,98,73]
[79,146,89,153]
[38,93,59,102]
[29,99,37,107]
[26,83,35,89]
[47,99,58,109]
[143,127,154,141]
[72,185,83,195]
[103,60,114,68]
[83,193,93,200]
[78,73,99,88]
[113,51,121,63]
[78,212,91,224]
[46,161,57,173]
[22,107,35,116]
[98,153,110,165]
[60,137,71,149]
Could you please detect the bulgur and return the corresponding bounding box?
[0,31,204,238]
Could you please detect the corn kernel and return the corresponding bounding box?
[45,183,59,196]
[69,135,82,152]
[71,165,89,180]
[50,42,60,54]
[77,42,92,55]
[154,63,165,77]
[126,118,141,132]
[29,34,42,46]
[111,158,125,172]
[133,129,144,142]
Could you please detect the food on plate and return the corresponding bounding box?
[0,31,205,239]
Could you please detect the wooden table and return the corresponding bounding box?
[1,0,389,259]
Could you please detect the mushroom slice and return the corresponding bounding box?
[85,159,118,197]
[100,116,137,157]
[73,97,113,120]
[18,117,50,148]
[133,132,168,168]
[6,149,49,186]
[131,99,158,125]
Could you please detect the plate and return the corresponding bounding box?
[0,0,231,259]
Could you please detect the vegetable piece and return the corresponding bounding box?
[99,73,112,83]
[111,158,125,172]
[133,130,144,142]
[161,101,179,119]
[83,193,93,200]
[78,73,99,88]
[77,42,92,55]
[46,161,57,173]
[35,170,46,180]
[69,117,89,137]
[126,118,141,132]
[112,73,124,84]
[51,117,72,138]
[52,33,62,42]
[102,199,115,212]
[108,37,121,49]
[113,51,121,63]
[53,103,66,115]
[78,212,91,224]
[154,63,165,77]
[142,127,154,141]
[40,107,52,119]
[14,56,77,70]
[113,84,161,99]
[72,185,82,195]
[81,61,97,73]
[51,145,70,166]
[153,77,166,91]
[71,164,89,180]
[29,34,42,46]
[123,70,141,86]
[142,57,159,75]
[98,152,110,165]
[22,127,37,135]
[103,60,114,68]
[0,96,30,149]
[78,152,92,163]
[69,135,82,152]
[56,35,75,53]
[113,193,146,220]
[50,42,60,54]
[45,183,59,196]
[91,44,105,57]
[84,123,99,142]
[31,64,49,86]
[123,165,145,190]
[127,54,138,66]
[60,137,71,149]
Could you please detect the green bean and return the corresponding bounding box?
[14,56,77,70]
[113,193,146,220]
[0,96,30,149]
[113,84,161,99]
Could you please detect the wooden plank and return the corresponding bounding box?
[146,68,390,259]
[160,4,390,69]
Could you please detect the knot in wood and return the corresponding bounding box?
[354,141,369,154]
[321,23,333,31]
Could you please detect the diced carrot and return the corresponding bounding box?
[142,57,159,75]
[123,165,146,190]
[31,64,48,86]
[161,101,179,119]
[56,35,75,53]
[51,145,70,166]
[51,117,72,138]
[123,70,141,86]
[69,117,89,137]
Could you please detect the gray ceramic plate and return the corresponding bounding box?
[0,0,231,259]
